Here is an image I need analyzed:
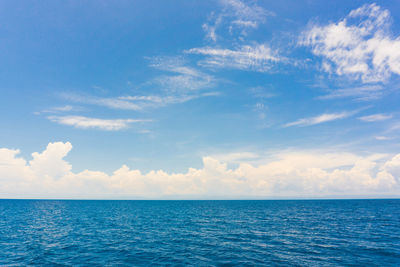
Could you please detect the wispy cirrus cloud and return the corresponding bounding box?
[222,0,272,24]
[186,44,282,72]
[149,56,216,93]
[45,105,74,112]
[301,3,400,83]
[58,57,220,113]
[61,91,219,111]
[48,116,149,131]
[188,1,287,73]
[359,113,392,122]
[119,92,220,108]
[284,111,354,127]
[203,0,274,42]
[317,85,385,101]
[34,105,76,115]
[62,93,142,110]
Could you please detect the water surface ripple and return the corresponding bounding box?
[0,200,399,266]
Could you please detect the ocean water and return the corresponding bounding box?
[0,200,399,266]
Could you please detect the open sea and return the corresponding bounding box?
[0,199,399,266]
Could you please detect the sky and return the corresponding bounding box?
[1,0,400,199]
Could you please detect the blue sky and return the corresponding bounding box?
[1,1,400,198]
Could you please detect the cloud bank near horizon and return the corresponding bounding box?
[0,142,399,199]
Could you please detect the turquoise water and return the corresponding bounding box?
[0,199,399,266]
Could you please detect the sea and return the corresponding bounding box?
[0,199,399,266]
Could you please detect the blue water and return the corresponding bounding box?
[0,200,399,266]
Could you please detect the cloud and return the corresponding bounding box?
[203,0,273,41]
[62,91,219,111]
[222,0,271,23]
[49,105,74,112]
[375,136,391,141]
[149,56,216,92]
[188,2,283,73]
[318,85,385,101]
[203,22,218,42]
[62,93,142,111]
[232,20,258,28]
[48,116,148,131]
[34,105,76,115]
[359,113,392,122]
[30,142,72,179]
[0,142,399,198]
[58,58,219,114]
[119,92,220,108]
[186,44,282,72]
[387,122,400,134]
[284,111,354,127]
[301,3,400,83]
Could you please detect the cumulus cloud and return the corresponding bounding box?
[0,142,399,199]
[186,44,282,72]
[48,116,148,131]
[301,3,400,83]
[29,142,72,179]
[284,111,354,127]
[359,113,392,122]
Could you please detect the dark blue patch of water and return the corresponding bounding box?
[0,199,399,266]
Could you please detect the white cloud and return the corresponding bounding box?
[119,92,220,108]
[149,56,215,92]
[48,116,148,131]
[222,0,270,20]
[0,142,399,198]
[186,44,282,72]
[34,105,76,115]
[189,2,281,73]
[62,91,219,111]
[387,122,400,134]
[43,105,74,113]
[376,136,391,141]
[232,20,258,28]
[30,142,72,179]
[203,0,273,41]
[301,3,400,83]
[58,58,219,114]
[359,113,392,122]
[318,85,384,101]
[284,111,354,127]
[51,105,74,112]
[62,93,142,110]
[153,74,213,93]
